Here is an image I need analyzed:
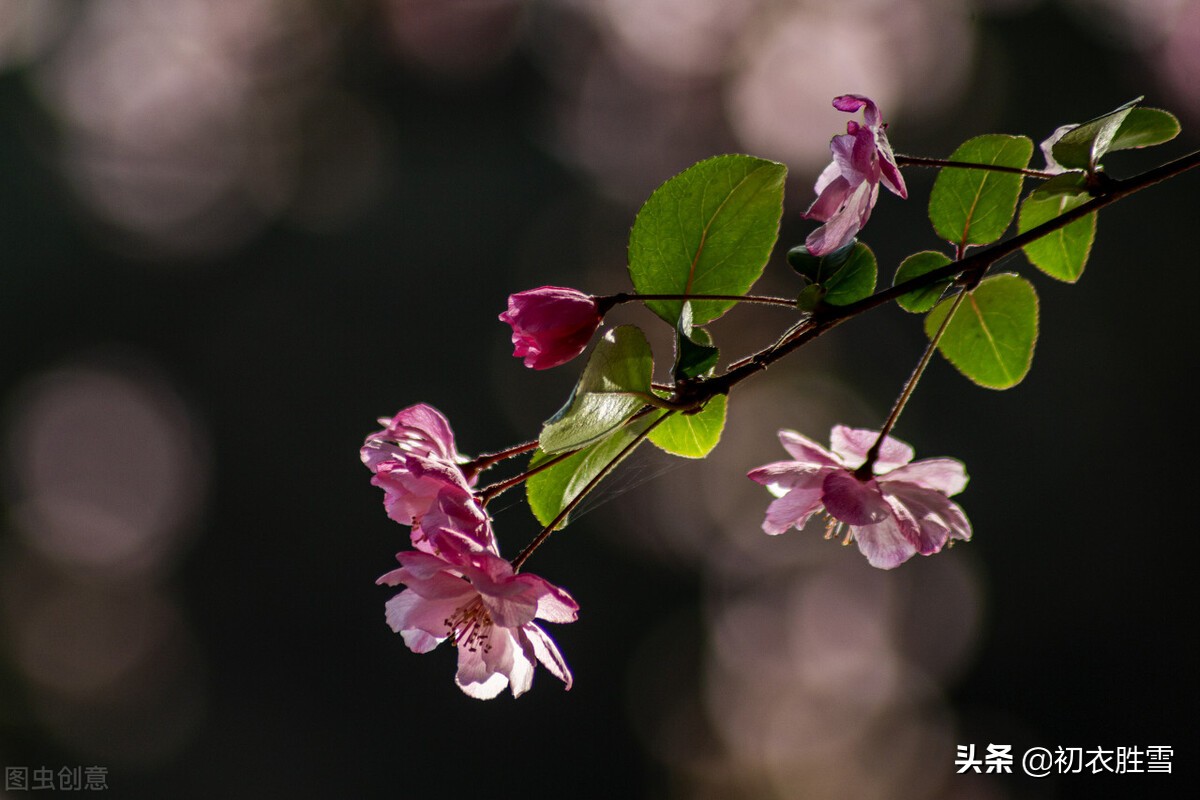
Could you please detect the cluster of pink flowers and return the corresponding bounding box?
[362,96,973,705]
[363,404,578,699]
[748,426,971,569]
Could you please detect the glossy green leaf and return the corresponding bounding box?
[1047,98,1140,172]
[1109,107,1181,153]
[648,395,727,459]
[786,244,824,278]
[674,302,720,381]
[929,135,1034,248]
[1018,174,1096,283]
[822,241,877,306]
[527,417,656,528]
[893,251,952,313]
[628,154,787,326]
[539,325,653,453]
[786,239,855,283]
[925,274,1039,390]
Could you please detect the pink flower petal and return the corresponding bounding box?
[361,403,461,471]
[811,160,845,204]
[884,482,972,551]
[371,456,473,527]
[833,94,879,127]
[822,471,891,526]
[882,458,968,496]
[457,672,509,700]
[502,636,537,698]
[418,489,497,555]
[845,126,881,183]
[384,566,473,601]
[830,129,874,186]
[384,590,459,646]
[479,591,540,631]
[829,426,915,470]
[777,429,841,467]
[803,180,877,256]
[803,173,853,224]
[401,628,443,654]
[851,514,920,569]
[455,646,509,700]
[876,132,908,199]
[747,462,828,500]
[761,484,826,535]
[534,584,581,624]
[524,623,573,690]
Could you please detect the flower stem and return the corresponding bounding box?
[704,148,1200,401]
[600,292,796,312]
[857,290,967,479]
[511,411,672,571]
[477,447,578,505]
[894,154,1058,180]
[461,440,540,480]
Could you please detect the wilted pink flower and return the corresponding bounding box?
[499,286,603,370]
[748,425,970,569]
[802,94,908,256]
[377,532,579,699]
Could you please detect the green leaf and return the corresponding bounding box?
[1047,97,1140,171]
[1018,174,1096,283]
[893,251,952,313]
[786,244,824,278]
[822,241,877,306]
[628,154,787,326]
[929,135,1034,248]
[647,395,727,459]
[674,302,720,381]
[1043,101,1179,173]
[925,274,1039,390]
[786,239,855,283]
[539,325,653,453]
[1109,107,1181,152]
[527,417,656,528]
[796,283,826,312]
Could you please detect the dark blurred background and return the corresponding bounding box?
[1,1,1197,798]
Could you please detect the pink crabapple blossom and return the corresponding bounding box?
[361,404,495,554]
[748,425,970,569]
[377,531,579,699]
[361,403,466,472]
[499,286,604,370]
[802,94,908,256]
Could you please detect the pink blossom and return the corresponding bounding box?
[361,403,464,473]
[408,485,498,557]
[747,425,970,569]
[802,95,907,256]
[377,533,579,699]
[499,286,603,370]
[362,404,494,554]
